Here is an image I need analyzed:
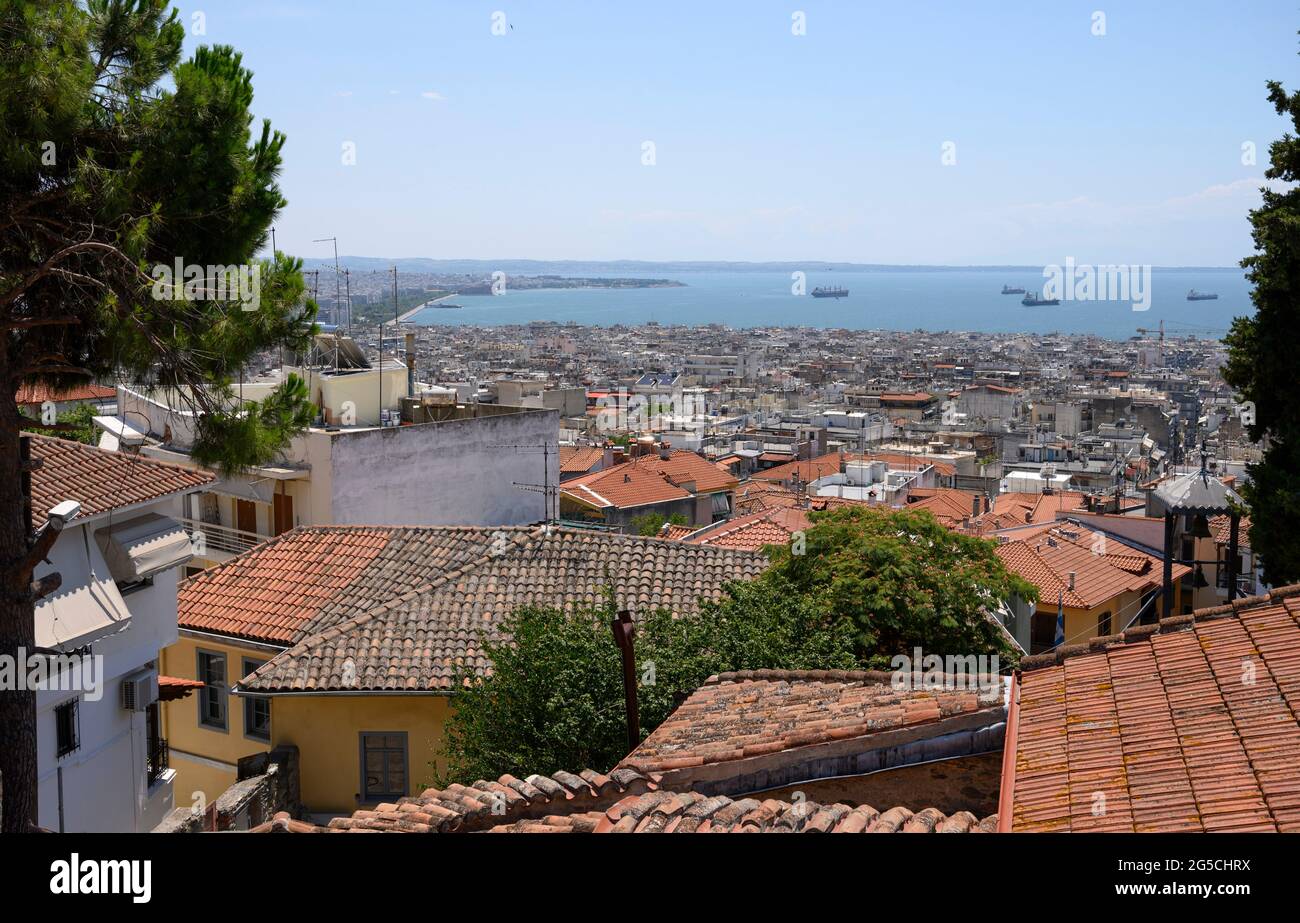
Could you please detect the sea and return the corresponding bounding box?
[405,267,1251,339]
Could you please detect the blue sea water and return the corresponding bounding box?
[407,268,1251,338]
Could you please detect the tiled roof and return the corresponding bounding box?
[681,506,811,551]
[560,462,690,509]
[632,449,738,495]
[488,794,998,834]
[905,488,980,524]
[1006,585,1300,832]
[558,445,605,474]
[989,490,1090,525]
[994,527,1187,610]
[618,670,1006,775]
[236,527,767,692]
[258,768,997,834]
[28,434,213,528]
[1210,513,1252,546]
[751,451,842,483]
[733,480,802,513]
[16,381,116,405]
[660,523,696,540]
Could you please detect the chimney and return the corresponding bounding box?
[1068,571,1076,592]
[983,493,990,514]
[658,440,672,460]
[971,494,981,518]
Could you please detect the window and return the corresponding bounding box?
[359,732,408,802]
[1097,610,1112,637]
[197,650,227,730]
[55,699,79,758]
[242,658,271,742]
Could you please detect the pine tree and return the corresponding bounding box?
[1223,73,1300,586]
[0,0,317,831]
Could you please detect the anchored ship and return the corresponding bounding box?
[811,286,849,298]
[1187,289,1218,301]
[1021,291,1061,306]
[1001,284,1026,294]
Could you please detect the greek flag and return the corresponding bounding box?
[1054,590,1066,648]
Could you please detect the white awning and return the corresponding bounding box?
[35,575,132,650]
[94,513,193,582]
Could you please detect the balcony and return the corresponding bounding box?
[146,736,169,785]
[178,516,269,560]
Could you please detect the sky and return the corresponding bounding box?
[174,1,1299,266]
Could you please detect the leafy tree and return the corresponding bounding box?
[20,402,98,444]
[1,1,315,831]
[762,506,1033,668]
[1222,73,1300,585]
[629,510,687,536]
[437,578,857,783]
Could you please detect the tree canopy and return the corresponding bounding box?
[1,0,316,831]
[438,507,1030,783]
[1223,72,1300,585]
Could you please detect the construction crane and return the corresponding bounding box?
[1135,319,1164,346]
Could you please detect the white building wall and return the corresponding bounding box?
[323,409,559,526]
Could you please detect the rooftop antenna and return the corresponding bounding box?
[494,442,560,524]
[312,236,341,327]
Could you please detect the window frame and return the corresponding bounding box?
[54,698,79,759]
[241,657,271,742]
[358,731,409,803]
[196,648,228,732]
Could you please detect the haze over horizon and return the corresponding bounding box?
[181,1,1299,267]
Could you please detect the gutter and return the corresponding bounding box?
[177,627,288,656]
[995,671,1020,833]
[232,685,453,699]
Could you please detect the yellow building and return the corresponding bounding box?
[994,522,1188,654]
[170,523,768,820]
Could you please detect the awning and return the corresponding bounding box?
[94,513,193,582]
[92,415,147,446]
[35,577,132,650]
[158,675,205,701]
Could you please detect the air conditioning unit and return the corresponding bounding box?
[121,670,158,711]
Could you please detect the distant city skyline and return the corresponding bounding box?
[178,1,1298,266]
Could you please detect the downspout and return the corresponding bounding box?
[995,672,1020,833]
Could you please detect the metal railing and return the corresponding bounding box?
[147,737,169,784]
[178,516,268,557]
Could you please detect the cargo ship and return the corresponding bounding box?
[811,286,849,298]
[1021,291,1061,306]
[1187,289,1218,301]
[1001,284,1026,294]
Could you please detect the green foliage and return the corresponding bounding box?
[19,402,98,444]
[629,511,687,536]
[437,578,858,783]
[764,506,1034,667]
[1222,73,1300,585]
[437,507,1027,781]
[1,0,317,474]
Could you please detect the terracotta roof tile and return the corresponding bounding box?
[228,526,767,691]
[27,434,213,528]
[1008,585,1300,832]
[16,382,116,405]
[618,670,1006,775]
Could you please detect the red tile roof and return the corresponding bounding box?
[260,767,996,834]
[203,526,767,690]
[751,451,842,484]
[618,670,1006,776]
[558,445,605,475]
[846,451,958,479]
[16,382,116,405]
[1005,585,1300,832]
[561,451,737,510]
[681,506,811,551]
[27,434,213,528]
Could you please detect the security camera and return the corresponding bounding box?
[46,500,82,531]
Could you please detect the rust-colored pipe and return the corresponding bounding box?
[610,609,640,753]
[995,672,1020,833]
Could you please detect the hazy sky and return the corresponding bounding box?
[176,1,1298,265]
